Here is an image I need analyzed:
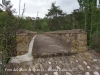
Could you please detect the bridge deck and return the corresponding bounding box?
[33,34,71,57]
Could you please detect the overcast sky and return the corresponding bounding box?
[0,0,80,18]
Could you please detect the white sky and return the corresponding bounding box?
[0,0,80,18]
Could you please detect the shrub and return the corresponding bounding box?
[41,21,49,32]
[90,31,100,51]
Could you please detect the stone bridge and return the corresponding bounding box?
[17,29,87,56]
[3,29,100,75]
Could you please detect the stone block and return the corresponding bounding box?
[41,53,50,58]
[77,34,87,40]
[77,40,87,46]
[78,65,84,71]
[77,46,87,51]
[71,47,78,53]
[17,51,22,55]
[66,72,72,75]
[17,51,27,55]
[61,35,66,41]
[72,40,78,47]
[65,34,69,37]
[66,39,70,43]
[17,35,29,44]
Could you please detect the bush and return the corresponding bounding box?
[41,21,49,32]
[90,31,100,51]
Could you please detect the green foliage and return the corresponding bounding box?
[0,0,15,15]
[90,31,100,51]
[46,2,67,31]
[17,18,33,31]
[4,57,11,63]
[77,0,100,49]
[0,0,19,62]
[34,20,41,30]
[41,21,49,32]
[46,2,63,18]
[0,12,8,33]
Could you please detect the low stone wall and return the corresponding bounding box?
[17,32,37,55]
[45,29,87,53]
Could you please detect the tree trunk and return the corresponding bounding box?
[90,15,92,40]
[85,14,87,30]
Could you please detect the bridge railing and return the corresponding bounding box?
[44,29,87,53]
[17,32,37,55]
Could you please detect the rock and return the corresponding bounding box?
[66,72,72,75]
[77,74,81,75]
[94,71,99,75]
[35,63,39,69]
[76,60,78,62]
[83,61,87,65]
[38,58,42,62]
[50,58,53,60]
[45,73,48,75]
[58,61,62,64]
[85,72,90,75]
[27,62,33,66]
[55,61,57,64]
[19,68,23,71]
[53,72,58,75]
[78,65,84,71]
[71,49,78,54]
[93,59,97,62]
[87,66,90,69]
[56,66,61,70]
[48,66,52,71]
[95,65,100,69]
[89,56,92,59]
[39,64,44,69]
[77,33,87,41]
[37,73,40,75]
[72,55,75,58]
[32,66,35,72]
[42,58,44,62]
[28,67,32,71]
[48,61,51,64]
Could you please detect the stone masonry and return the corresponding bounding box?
[17,32,37,55]
[45,29,87,53]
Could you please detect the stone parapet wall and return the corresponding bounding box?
[17,32,37,55]
[45,29,87,53]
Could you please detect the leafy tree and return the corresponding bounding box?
[46,2,67,31]
[0,0,17,63]
[46,2,63,18]
[77,0,97,44]
[90,31,100,51]
[71,10,85,29]
[0,0,16,15]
